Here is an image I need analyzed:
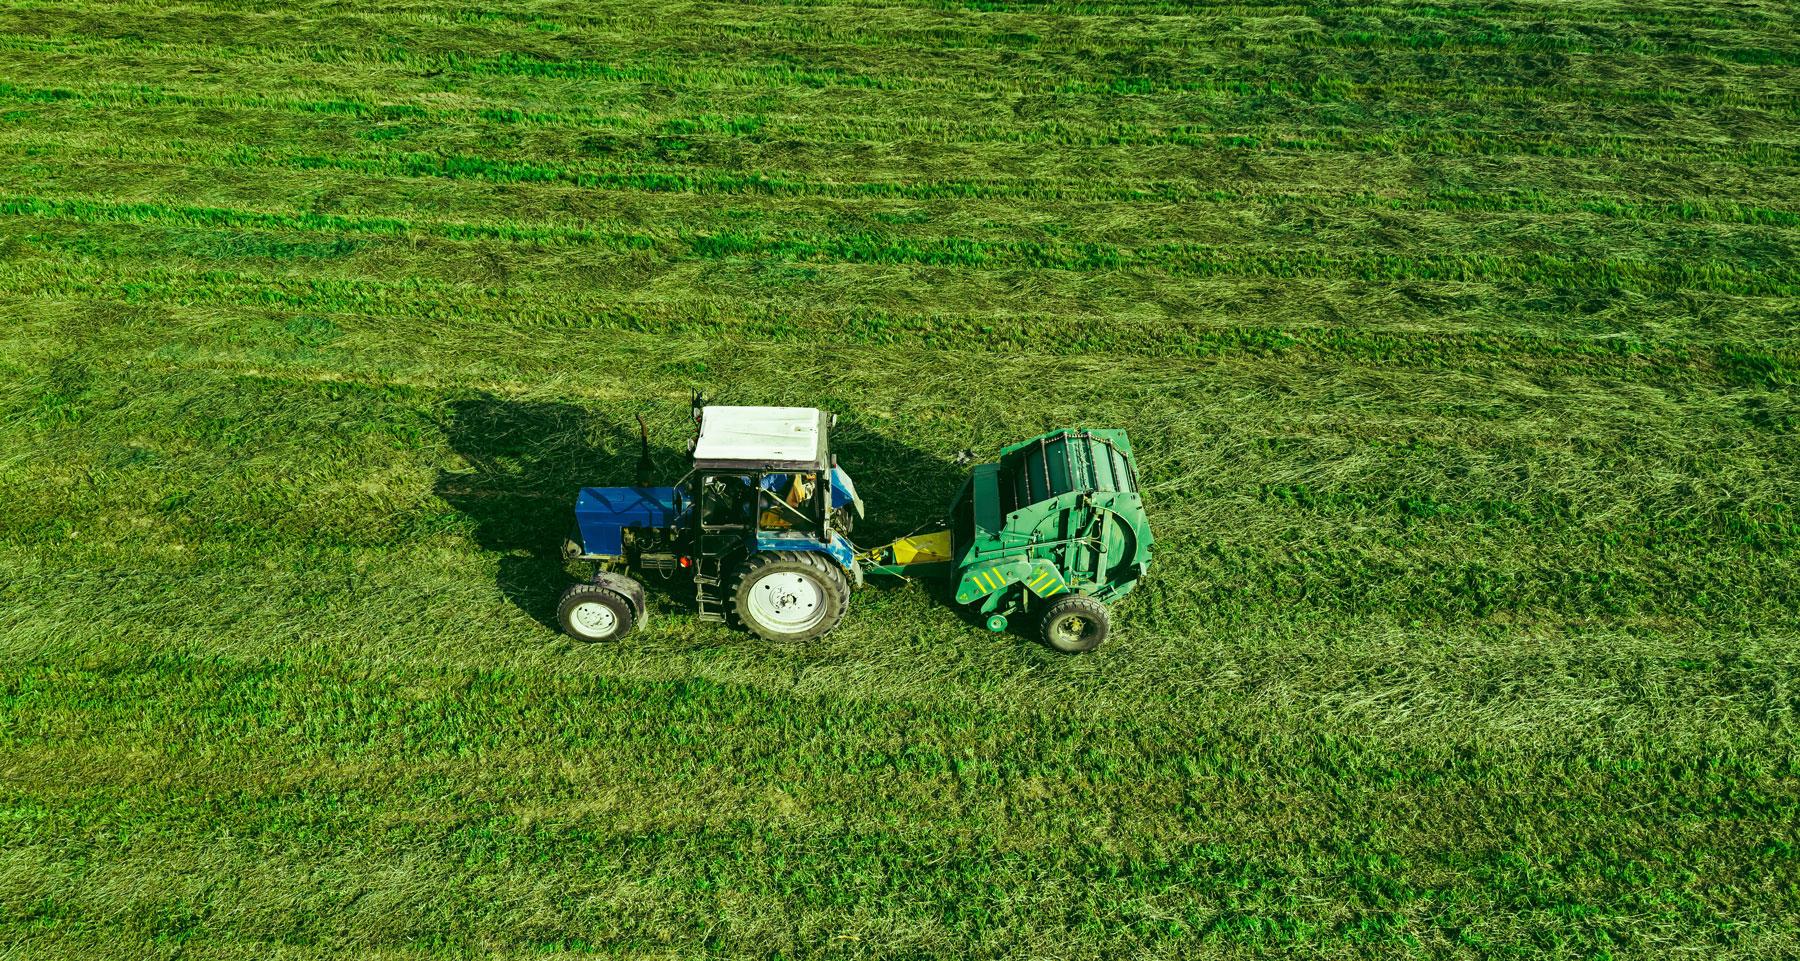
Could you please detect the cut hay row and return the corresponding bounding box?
[10,1,1797,63]
[6,28,1795,101]
[5,74,1797,145]
[9,122,1798,206]
[9,215,1795,305]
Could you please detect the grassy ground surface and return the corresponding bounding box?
[1,0,1797,957]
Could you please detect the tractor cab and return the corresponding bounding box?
[691,406,832,535]
[561,405,863,643]
[686,406,860,582]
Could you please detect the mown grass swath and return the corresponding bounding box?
[0,0,1796,956]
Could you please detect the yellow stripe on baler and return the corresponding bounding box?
[962,565,1072,599]
[1027,568,1064,596]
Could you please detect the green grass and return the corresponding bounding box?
[1,0,1797,956]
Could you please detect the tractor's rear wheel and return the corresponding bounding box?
[1038,595,1110,653]
[557,583,635,642]
[730,551,849,643]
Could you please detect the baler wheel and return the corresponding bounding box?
[1038,595,1110,654]
[557,583,636,642]
[729,551,849,643]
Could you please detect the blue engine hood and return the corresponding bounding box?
[575,486,679,557]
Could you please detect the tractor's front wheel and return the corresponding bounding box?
[1038,595,1110,654]
[730,551,850,643]
[557,583,635,642]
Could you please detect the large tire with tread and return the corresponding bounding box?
[729,551,850,643]
[1038,595,1110,654]
[557,583,635,642]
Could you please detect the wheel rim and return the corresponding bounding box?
[746,570,826,632]
[570,600,618,637]
[1054,614,1092,646]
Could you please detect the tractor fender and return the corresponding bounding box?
[590,570,648,620]
[828,466,865,519]
[753,533,860,585]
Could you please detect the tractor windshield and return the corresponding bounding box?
[756,472,820,530]
[697,471,827,535]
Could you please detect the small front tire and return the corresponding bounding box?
[1038,595,1110,654]
[557,583,635,642]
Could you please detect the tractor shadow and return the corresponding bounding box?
[434,395,969,635]
[434,394,690,631]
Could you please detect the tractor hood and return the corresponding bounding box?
[575,486,680,557]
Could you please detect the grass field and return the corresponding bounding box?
[1,0,1797,956]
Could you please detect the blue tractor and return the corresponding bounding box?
[558,403,865,642]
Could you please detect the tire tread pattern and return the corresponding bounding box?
[727,550,851,642]
[1038,594,1111,653]
[557,583,635,641]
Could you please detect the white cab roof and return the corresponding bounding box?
[692,406,826,468]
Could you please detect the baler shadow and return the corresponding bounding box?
[434,394,968,636]
[826,418,967,547]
